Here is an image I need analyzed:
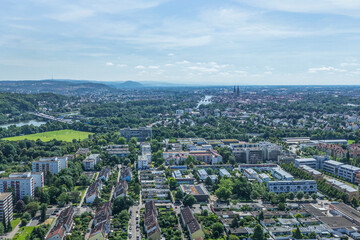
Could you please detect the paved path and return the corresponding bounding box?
[4,221,21,239]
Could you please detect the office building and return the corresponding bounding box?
[323,160,344,175]
[338,164,360,183]
[294,158,317,169]
[313,155,331,170]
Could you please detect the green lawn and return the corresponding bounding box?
[11,218,21,229]
[348,140,355,144]
[74,186,87,205]
[2,130,93,142]
[12,226,35,240]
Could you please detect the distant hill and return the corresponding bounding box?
[106,80,144,88]
[0,80,114,95]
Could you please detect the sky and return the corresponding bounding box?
[1,0,360,85]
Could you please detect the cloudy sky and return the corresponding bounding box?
[1,0,360,85]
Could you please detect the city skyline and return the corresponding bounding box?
[1,0,360,85]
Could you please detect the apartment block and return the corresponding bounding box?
[271,168,294,181]
[120,127,152,142]
[32,158,62,175]
[105,145,130,158]
[0,192,13,224]
[180,207,204,240]
[189,149,223,165]
[267,180,317,194]
[219,168,231,177]
[0,175,34,200]
[9,172,44,189]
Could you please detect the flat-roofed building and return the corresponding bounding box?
[271,168,294,180]
[267,180,317,194]
[179,184,210,202]
[189,149,223,165]
[219,168,231,177]
[329,202,360,227]
[300,165,322,180]
[120,127,152,142]
[323,160,344,175]
[244,168,258,179]
[338,164,360,183]
[295,158,317,169]
[326,179,358,201]
[0,174,34,200]
[313,155,331,169]
[32,158,62,175]
[0,192,13,224]
[9,172,44,188]
[197,169,208,181]
[256,173,270,183]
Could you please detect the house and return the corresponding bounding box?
[86,179,102,204]
[46,206,74,240]
[144,201,162,240]
[89,202,111,240]
[121,167,132,182]
[113,180,128,199]
[180,207,205,240]
[98,167,111,181]
[75,148,90,157]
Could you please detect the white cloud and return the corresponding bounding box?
[176,60,190,64]
[106,62,114,66]
[188,66,219,73]
[117,64,127,67]
[168,53,174,56]
[165,64,174,67]
[135,65,145,69]
[308,66,347,73]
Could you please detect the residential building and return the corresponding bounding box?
[75,148,90,157]
[180,207,204,240]
[120,167,132,182]
[172,170,182,179]
[277,155,295,164]
[246,148,264,164]
[323,160,344,175]
[271,168,294,180]
[189,149,223,165]
[138,154,149,169]
[98,167,111,181]
[300,166,322,180]
[120,127,152,142]
[197,169,208,181]
[244,168,258,179]
[86,179,102,204]
[163,152,188,165]
[267,180,317,194]
[46,206,74,240]
[113,180,128,199]
[141,142,152,155]
[295,158,317,169]
[0,175,34,200]
[83,154,100,170]
[219,168,231,177]
[338,164,360,183]
[91,202,111,240]
[256,173,270,183]
[144,201,162,240]
[32,158,62,175]
[179,184,210,202]
[0,192,13,224]
[105,145,130,158]
[9,172,44,188]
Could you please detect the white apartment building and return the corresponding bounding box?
[9,172,44,188]
[244,168,258,179]
[0,192,13,224]
[138,154,149,169]
[0,176,34,200]
[271,168,294,181]
[197,169,208,181]
[294,158,317,169]
[219,168,231,178]
[32,158,62,175]
[140,142,152,155]
[338,164,360,183]
[323,160,344,175]
[267,180,317,194]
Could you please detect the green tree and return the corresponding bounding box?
[26,202,39,217]
[252,224,264,240]
[211,222,224,238]
[40,203,47,222]
[169,177,178,191]
[287,192,295,200]
[175,190,184,201]
[296,191,304,200]
[205,176,212,186]
[278,202,285,211]
[14,200,26,213]
[0,222,4,236]
[351,197,359,208]
[215,187,232,201]
[79,175,90,186]
[183,194,197,207]
[311,193,317,200]
[293,226,303,239]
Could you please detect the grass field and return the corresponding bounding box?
[2,130,93,142]
[74,186,87,205]
[348,140,355,144]
[12,226,35,240]
[11,218,21,229]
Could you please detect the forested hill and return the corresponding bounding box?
[0,92,68,124]
[0,80,114,95]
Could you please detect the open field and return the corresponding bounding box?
[12,226,35,240]
[11,218,21,229]
[2,130,92,142]
[348,140,355,144]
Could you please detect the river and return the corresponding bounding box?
[0,120,47,129]
[196,95,213,109]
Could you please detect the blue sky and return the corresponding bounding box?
[1,0,360,85]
